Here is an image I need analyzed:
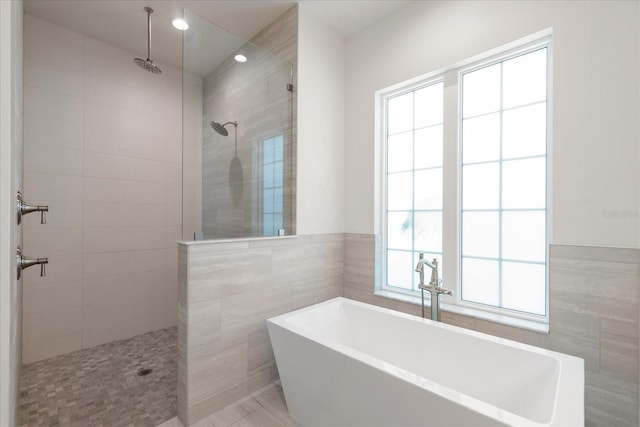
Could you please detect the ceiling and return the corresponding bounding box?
[23,0,409,76]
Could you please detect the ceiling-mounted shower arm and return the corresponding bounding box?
[145,6,152,60]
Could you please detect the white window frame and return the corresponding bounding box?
[376,31,553,332]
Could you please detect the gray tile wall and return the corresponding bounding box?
[344,233,639,427]
[177,234,343,425]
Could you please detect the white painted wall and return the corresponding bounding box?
[0,1,23,424]
[344,0,640,248]
[296,4,345,235]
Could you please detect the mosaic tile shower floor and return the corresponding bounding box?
[18,327,177,427]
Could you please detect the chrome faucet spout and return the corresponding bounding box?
[415,252,451,322]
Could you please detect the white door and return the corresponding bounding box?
[0,1,23,425]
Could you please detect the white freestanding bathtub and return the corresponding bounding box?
[267,297,583,427]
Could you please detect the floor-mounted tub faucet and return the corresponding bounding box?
[415,253,452,322]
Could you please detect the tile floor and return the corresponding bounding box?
[157,383,292,427]
[19,327,177,427]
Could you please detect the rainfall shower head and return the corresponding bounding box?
[134,7,162,74]
[211,121,238,137]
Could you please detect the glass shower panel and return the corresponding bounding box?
[182,9,294,240]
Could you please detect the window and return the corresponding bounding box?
[381,39,550,324]
[385,82,444,292]
[261,135,284,236]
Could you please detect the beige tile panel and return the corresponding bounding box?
[24,55,83,98]
[221,286,292,345]
[24,14,84,47]
[84,99,167,143]
[24,85,82,124]
[189,342,249,404]
[585,372,638,427]
[247,326,275,376]
[82,269,167,305]
[24,113,83,150]
[550,257,638,322]
[550,244,638,264]
[24,143,83,176]
[83,248,167,279]
[190,298,222,348]
[23,227,83,257]
[187,247,272,304]
[24,17,83,71]
[600,332,639,382]
[83,226,168,253]
[24,172,83,202]
[84,125,169,162]
[22,332,83,364]
[83,151,168,183]
[83,177,167,204]
[22,281,82,316]
[84,75,168,118]
[23,307,82,342]
[84,202,168,228]
[600,317,639,339]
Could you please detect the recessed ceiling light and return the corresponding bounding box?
[171,18,189,31]
[234,54,247,63]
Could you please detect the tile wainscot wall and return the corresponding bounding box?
[177,234,343,425]
[179,232,639,426]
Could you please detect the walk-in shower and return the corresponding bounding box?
[17,2,296,424]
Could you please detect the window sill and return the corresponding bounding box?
[373,289,549,334]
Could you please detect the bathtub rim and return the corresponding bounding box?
[268,297,584,427]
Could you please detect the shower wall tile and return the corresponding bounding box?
[83,151,168,183]
[23,20,83,72]
[24,56,83,97]
[22,15,203,363]
[21,333,83,365]
[23,172,83,202]
[83,248,167,279]
[83,178,167,204]
[178,233,343,425]
[23,307,82,343]
[24,114,83,150]
[21,254,82,286]
[83,125,168,162]
[24,85,82,124]
[23,227,83,256]
[83,202,168,228]
[23,144,83,176]
[343,234,640,427]
[22,281,82,315]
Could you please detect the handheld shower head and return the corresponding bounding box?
[211,121,238,137]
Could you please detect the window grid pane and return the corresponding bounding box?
[386,82,443,291]
[262,136,284,236]
[461,47,547,316]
